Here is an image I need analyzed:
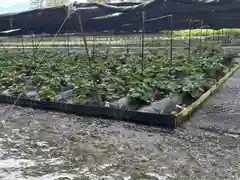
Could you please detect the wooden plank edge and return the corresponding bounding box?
[174,61,240,127]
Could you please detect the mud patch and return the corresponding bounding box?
[0,103,238,179]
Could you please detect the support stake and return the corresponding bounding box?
[169,15,173,64]
[141,11,145,75]
[188,19,192,60]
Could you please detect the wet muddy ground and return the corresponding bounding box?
[0,71,240,179]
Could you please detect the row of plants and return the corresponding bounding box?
[0,44,236,114]
[3,29,236,48]
[163,28,240,37]
[1,37,203,48]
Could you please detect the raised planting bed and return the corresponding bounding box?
[175,59,240,126]
[0,44,237,127]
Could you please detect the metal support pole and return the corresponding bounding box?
[21,35,25,53]
[200,20,203,56]
[141,11,145,75]
[170,15,173,64]
[78,12,89,58]
[188,19,192,60]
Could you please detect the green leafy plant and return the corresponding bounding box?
[0,42,234,109]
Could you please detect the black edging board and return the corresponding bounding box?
[0,95,175,128]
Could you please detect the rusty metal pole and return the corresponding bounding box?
[77,9,98,102]
[77,11,89,58]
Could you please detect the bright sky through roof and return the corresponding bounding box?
[0,0,86,8]
[0,0,28,8]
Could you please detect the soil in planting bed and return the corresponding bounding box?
[0,42,237,115]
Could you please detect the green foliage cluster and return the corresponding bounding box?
[0,48,234,105]
[167,28,240,37]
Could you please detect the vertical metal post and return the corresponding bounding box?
[169,15,173,64]
[78,12,89,58]
[77,10,97,98]
[126,37,129,53]
[212,29,215,41]
[67,35,70,54]
[106,36,112,55]
[222,28,226,46]
[9,16,13,30]
[230,28,234,45]
[199,20,203,56]
[64,35,66,48]
[17,36,20,52]
[217,29,220,42]
[92,36,95,55]
[141,11,145,75]
[31,33,36,61]
[124,36,127,52]
[205,29,208,50]
[21,35,25,53]
[188,18,192,60]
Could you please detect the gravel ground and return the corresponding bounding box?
[0,71,240,180]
